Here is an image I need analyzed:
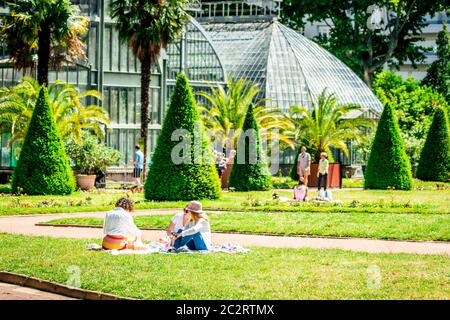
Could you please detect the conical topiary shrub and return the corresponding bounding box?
[144,73,221,200]
[416,107,449,182]
[364,103,412,190]
[11,87,75,195]
[228,104,272,191]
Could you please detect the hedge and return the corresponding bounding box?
[144,73,221,200]
[11,87,75,195]
[364,103,412,190]
[228,104,272,191]
[416,107,449,182]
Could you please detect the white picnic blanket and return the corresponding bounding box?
[86,242,250,255]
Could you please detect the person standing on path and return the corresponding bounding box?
[297,146,311,186]
[317,152,329,192]
[132,145,144,191]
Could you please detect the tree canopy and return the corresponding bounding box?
[289,89,374,163]
[197,76,294,151]
[421,24,450,104]
[0,77,109,146]
[282,0,447,86]
[1,0,88,85]
[373,70,449,164]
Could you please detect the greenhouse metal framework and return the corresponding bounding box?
[0,0,382,171]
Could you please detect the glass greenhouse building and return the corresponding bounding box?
[0,0,382,175]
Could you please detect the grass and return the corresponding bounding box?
[0,233,448,299]
[0,183,11,194]
[44,210,450,241]
[0,187,449,216]
[341,178,448,189]
[342,178,364,188]
[272,176,297,189]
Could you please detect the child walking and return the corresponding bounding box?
[317,152,329,192]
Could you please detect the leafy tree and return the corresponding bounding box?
[228,104,272,191]
[0,77,109,145]
[373,70,449,164]
[197,76,294,150]
[144,73,220,200]
[416,107,449,182]
[421,24,450,103]
[282,0,446,87]
[364,103,412,190]
[1,0,88,86]
[110,0,190,179]
[11,87,75,195]
[289,89,374,164]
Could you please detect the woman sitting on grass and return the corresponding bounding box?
[293,177,308,201]
[102,196,146,251]
[172,201,212,251]
[166,205,190,246]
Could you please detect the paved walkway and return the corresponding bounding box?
[0,282,75,300]
[0,210,449,255]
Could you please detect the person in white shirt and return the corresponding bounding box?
[102,197,145,251]
[172,201,212,251]
[166,206,190,245]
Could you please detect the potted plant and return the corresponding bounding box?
[65,132,121,190]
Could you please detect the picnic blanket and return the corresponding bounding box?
[86,242,250,255]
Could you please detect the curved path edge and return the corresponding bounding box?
[0,272,132,300]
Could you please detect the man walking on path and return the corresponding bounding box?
[297,146,311,186]
[132,145,144,191]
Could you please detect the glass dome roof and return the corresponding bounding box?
[201,19,383,114]
[167,18,226,83]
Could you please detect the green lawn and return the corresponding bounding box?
[0,183,11,194]
[0,187,449,216]
[0,233,448,299]
[44,210,450,241]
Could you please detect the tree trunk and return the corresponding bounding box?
[363,66,372,88]
[37,24,51,86]
[140,58,152,181]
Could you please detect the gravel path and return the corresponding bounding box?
[0,210,449,255]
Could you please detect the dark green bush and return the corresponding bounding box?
[11,87,75,195]
[228,104,272,191]
[144,73,221,200]
[416,107,449,182]
[364,103,412,190]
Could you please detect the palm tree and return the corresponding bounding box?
[110,0,190,178]
[0,77,110,145]
[289,89,375,162]
[197,77,294,151]
[1,0,88,86]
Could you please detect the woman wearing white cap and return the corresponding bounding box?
[172,201,212,250]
